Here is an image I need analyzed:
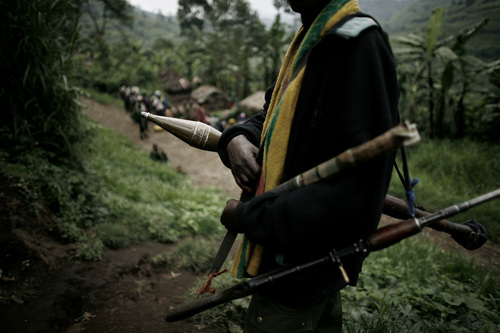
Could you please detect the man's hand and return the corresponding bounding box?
[221,199,243,233]
[227,134,260,192]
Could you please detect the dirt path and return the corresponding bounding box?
[81,97,241,198]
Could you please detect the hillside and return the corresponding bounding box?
[80,0,498,60]
[109,8,181,48]
[383,0,500,60]
[79,4,181,49]
[358,0,418,23]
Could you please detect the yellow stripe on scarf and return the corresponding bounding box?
[231,0,360,279]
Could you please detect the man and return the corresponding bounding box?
[217,0,400,331]
[151,90,166,116]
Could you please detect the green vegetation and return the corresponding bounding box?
[82,118,228,258]
[1,0,499,330]
[389,138,500,243]
[0,0,83,165]
[381,0,500,61]
[3,107,498,329]
[392,7,500,141]
[342,236,500,332]
[157,217,499,331]
[1,115,228,260]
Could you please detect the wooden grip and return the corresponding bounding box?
[368,218,421,251]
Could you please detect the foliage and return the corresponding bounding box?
[188,267,250,332]
[468,59,500,142]
[6,147,113,260]
[79,0,133,67]
[393,8,498,141]
[176,0,282,99]
[1,110,228,261]
[73,35,158,94]
[151,236,222,274]
[389,138,500,242]
[76,0,294,103]
[80,116,228,257]
[78,0,181,49]
[383,0,500,61]
[343,236,500,332]
[0,0,84,165]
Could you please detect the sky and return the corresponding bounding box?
[130,0,284,21]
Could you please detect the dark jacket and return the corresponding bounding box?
[217,14,400,307]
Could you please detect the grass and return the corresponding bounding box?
[82,118,229,252]
[140,133,499,331]
[389,138,500,243]
[342,236,500,332]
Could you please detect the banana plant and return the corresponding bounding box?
[393,8,489,138]
[393,8,445,138]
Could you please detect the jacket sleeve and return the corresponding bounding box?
[233,26,400,263]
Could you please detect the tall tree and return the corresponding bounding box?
[445,18,489,138]
[81,0,133,64]
[177,0,211,37]
[178,0,267,99]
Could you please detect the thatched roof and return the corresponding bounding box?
[191,85,228,112]
[191,85,223,103]
[238,91,265,115]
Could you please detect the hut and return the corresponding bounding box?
[238,91,266,116]
[218,90,266,122]
[190,85,228,112]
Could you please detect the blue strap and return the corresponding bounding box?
[405,178,420,217]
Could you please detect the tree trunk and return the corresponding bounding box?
[454,92,466,138]
[435,89,446,138]
[428,64,435,138]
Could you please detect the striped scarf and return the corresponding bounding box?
[231,0,360,278]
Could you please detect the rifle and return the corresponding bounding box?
[164,188,499,322]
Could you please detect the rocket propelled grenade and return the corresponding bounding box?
[140,112,221,152]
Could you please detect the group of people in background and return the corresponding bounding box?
[119,86,171,140]
[118,85,249,140]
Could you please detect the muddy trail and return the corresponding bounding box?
[0,97,498,333]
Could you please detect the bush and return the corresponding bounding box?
[0,0,84,165]
[389,138,500,242]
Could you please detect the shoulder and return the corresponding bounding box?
[327,14,381,39]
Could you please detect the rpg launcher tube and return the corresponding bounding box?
[140,112,221,152]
